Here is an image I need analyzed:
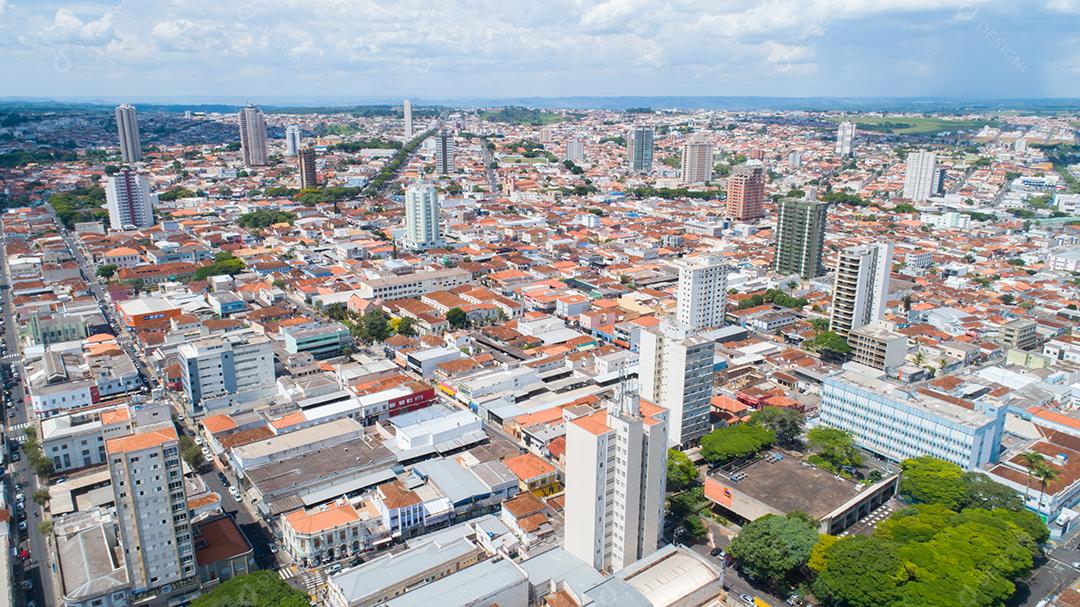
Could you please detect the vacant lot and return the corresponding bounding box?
[829,115,993,135]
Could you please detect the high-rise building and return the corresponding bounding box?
[539,127,554,144]
[638,321,714,447]
[726,165,766,221]
[849,323,907,372]
[902,151,937,201]
[564,138,585,164]
[435,130,454,175]
[285,125,302,156]
[564,389,668,572]
[298,146,318,189]
[774,197,829,279]
[681,134,713,184]
[115,104,143,163]
[178,334,275,411]
[829,243,893,339]
[107,424,195,592]
[403,182,444,251]
[106,168,154,229]
[627,126,654,174]
[674,255,729,332]
[403,98,413,139]
[238,104,269,166]
[835,121,856,158]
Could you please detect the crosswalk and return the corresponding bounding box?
[282,568,325,596]
[5,421,32,438]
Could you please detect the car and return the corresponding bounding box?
[740,594,755,606]
[14,492,24,503]
[10,451,19,462]
[194,436,204,446]
[1073,561,1080,569]
[228,486,241,499]
[17,521,26,531]
[217,472,228,484]
[269,544,278,554]
[326,563,342,575]
[20,579,32,591]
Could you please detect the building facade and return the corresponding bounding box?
[627,126,654,174]
[830,243,893,339]
[403,182,444,251]
[106,169,154,229]
[638,321,713,447]
[115,104,142,163]
[674,255,729,331]
[903,151,937,201]
[403,98,413,138]
[238,104,269,167]
[681,134,713,184]
[774,197,828,279]
[726,165,766,221]
[435,130,454,175]
[298,146,318,189]
[178,334,275,410]
[835,121,855,157]
[284,125,302,156]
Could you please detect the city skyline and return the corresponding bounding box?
[0,1,1076,98]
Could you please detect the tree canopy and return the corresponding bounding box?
[236,209,297,228]
[194,252,246,281]
[666,449,698,491]
[806,427,863,474]
[191,570,309,607]
[750,407,804,447]
[446,307,468,329]
[729,513,819,585]
[699,424,775,465]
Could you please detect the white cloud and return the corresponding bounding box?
[46,8,116,46]
[1047,0,1080,12]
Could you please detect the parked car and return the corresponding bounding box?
[228,486,241,500]
[740,595,755,606]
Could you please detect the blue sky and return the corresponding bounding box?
[0,0,1076,100]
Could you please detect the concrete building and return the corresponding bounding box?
[403,182,444,251]
[435,130,454,175]
[563,393,668,573]
[107,425,195,593]
[238,104,269,167]
[178,334,275,410]
[673,255,729,332]
[998,318,1038,351]
[564,138,585,164]
[284,125,302,156]
[774,197,829,279]
[115,104,142,163]
[282,322,352,360]
[106,169,154,229]
[726,165,766,221]
[903,151,937,201]
[820,367,1006,470]
[281,499,378,567]
[680,134,712,184]
[835,121,855,157]
[849,323,908,373]
[638,321,713,447]
[627,126,654,174]
[830,243,893,339]
[403,98,413,138]
[55,508,131,607]
[298,146,318,189]
[357,268,471,300]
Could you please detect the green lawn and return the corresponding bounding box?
[829,115,994,136]
[500,155,549,164]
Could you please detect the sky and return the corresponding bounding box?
[0,0,1077,101]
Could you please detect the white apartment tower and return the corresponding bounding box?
[681,133,713,184]
[638,321,714,448]
[675,255,730,332]
[564,138,585,164]
[403,98,413,138]
[835,121,855,158]
[106,168,154,229]
[563,390,668,572]
[435,130,454,175]
[403,182,444,251]
[627,126,655,173]
[902,151,937,201]
[830,243,893,339]
[238,104,269,166]
[285,125,302,156]
[178,334,275,411]
[115,104,143,163]
[107,425,195,592]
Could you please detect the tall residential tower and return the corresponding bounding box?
[298,146,318,189]
[403,99,413,138]
[726,165,766,221]
[627,126,655,174]
[403,182,444,251]
[284,125,302,156]
[115,104,143,163]
[238,104,269,166]
[435,130,454,175]
[902,151,937,201]
[830,243,893,339]
[638,320,714,448]
[681,134,713,184]
[674,255,729,332]
[774,197,829,279]
[835,121,856,157]
[106,168,154,229]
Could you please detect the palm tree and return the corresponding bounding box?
[1019,452,1046,503]
[1033,462,1061,514]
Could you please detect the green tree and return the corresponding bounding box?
[96,264,118,279]
[395,316,417,337]
[38,520,53,536]
[683,514,707,540]
[699,424,775,465]
[32,488,51,506]
[1018,451,1046,504]
[806,427,863,473]
[236,209,297,228]
[809,317,831,333]
[899,456,968,509]
[179,435,206,470]
[750,407,804,447]
[666,449,698,491]
[446,307,468,329]
[729,513,818,585]
[359,310,392,344]
[804,331,852,355]
[813,535,904,607]
[961,472,1024,511]
[1032,461,1060,510]
[194,253,246,281]
[191,570,309,607]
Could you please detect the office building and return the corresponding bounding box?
[298,146,318,189]
[178,334,275,410]
[564,138,585,164]
[403,98,413,138]
[674,255,729,331]
[726,165,766,220]
[564,390,668,572]
[849,324,908,372]
[998,318,1038,351]
[403,182,444,251]
[638,320,714,447]
[681,134,713,184]
[774,197,829,279]
[902,151,937,201]
[835,121,855,157]
[435,130,454,175]
[238,104,269,166]
[107,425,195,593]
[627,125,655,173]
[285,125,302,156]
[820,368,1005,470]
[115,104,142,163]
[356,268,471,300]
[282,322,352,360]
[829,243,893,339]
[106,168,154,229]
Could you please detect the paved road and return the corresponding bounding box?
[1010,542,1080,607]
[1,225,56,607]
